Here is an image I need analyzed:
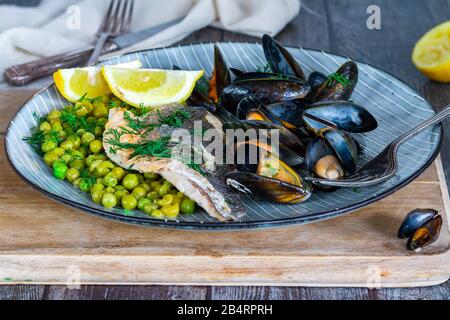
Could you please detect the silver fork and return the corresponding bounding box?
[305,104,450,187]
[86,0,134,66]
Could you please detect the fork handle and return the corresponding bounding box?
[4,47,94,86]
[392,104,450,148]
[87,33,110,66]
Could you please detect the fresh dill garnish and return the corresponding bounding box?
[60,105,89,132]
[157,109,190,127]
[187,162,205,175]
[108,100,120,108]
[104,128,172,159]
[326,72,353,88]
[123,111,158,134]
[80,168,96,188]
[23,112,50,155]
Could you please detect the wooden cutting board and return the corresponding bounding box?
[0,91,449,287]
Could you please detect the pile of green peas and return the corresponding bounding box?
[37,95,196,219]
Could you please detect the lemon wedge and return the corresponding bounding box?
[412,21,450,82]
[54,60,142,102]
[101,67,204,107]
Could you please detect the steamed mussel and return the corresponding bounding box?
[225,138,312,204]
[398,209,442,250]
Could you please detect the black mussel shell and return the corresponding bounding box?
[308,71,328,92]
[230,67,245,78]
[233,72,300,83]
[302,101,378,134]
[220,78,310,115]
[398,208,438,239]
[222,120,305,165]
[310,61,358,102]
[226,171,312,204]
[322,129,358,176]
[236,97,284,126]
[262,34,306,80]
[406,215,442,250]
[209,45,231,102]
[266,99,311,127]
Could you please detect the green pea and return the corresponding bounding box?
[144,172,159,180]
[139,183,151,192]
[92,105,108,118]
[57,130,67,140]
[114,190,128,202]
[105,186,116,193]
[52,160,68,180]
[157,194,174,207]
[89,140,102,153]
[43,151,59,166]
[150,181,162,190]
[81,132,95,146]
[94,126,103,137]
[75,101,93,117]
[86,117,97,127]
[132,187,147,200]
[123,174,139,190]
[137,198,152,211]
[96,178,104,185]
[60,140,74,151]
[86,155,96,166]
[103,172,118,187]
[39,121,51,133]
[78,146,88,157]
[111,167,125,181]
[73,177,81,188]
[158,183,171,197]
[79,178,92,192]
[97,117,108,127]
[147,191,159,200]
[51,121,63,132]
[114,185,125,191]
[161,204,180,218]
[89,159,103,173]
[60,154,72,164]
[136,173,145,184]
[76,129,86,136]
[121,195,137,210]
[67,135,81,149]
[151,209,164,219]
[91,190,105,205]
[90,183,104,193]
[41,139,57,153]
[143,203,159,215]
[65,168,80,183]
[52,147,65,157]
[47,110,61,121]
[95,165,109,177]
[102,193,117,208]
[180,198,196,214]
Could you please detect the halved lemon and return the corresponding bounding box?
[101,67,204,107]
[54,60,142,102]
[412,21,450,82]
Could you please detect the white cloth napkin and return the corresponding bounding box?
[0,0,301,85]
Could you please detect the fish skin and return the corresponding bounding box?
[103,105,245,221]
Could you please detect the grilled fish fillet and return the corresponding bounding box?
[103,105,245,221]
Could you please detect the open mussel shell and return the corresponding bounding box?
[262,34,306,80]
[223,120,305,165]
[302,101,378,134]
[398,208,439,239]
[310,61,358,102]
[232,71,300,83]
[209,45,231,103]
[305,136,344,180]
[266,99,311,127]
[220,78,310,115]
[227,171,312,204]
[406,215,442,251]
[322,129,358,176]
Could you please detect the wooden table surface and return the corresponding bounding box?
[1,0,450,300]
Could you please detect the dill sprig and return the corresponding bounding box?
[104,128,172,159]
[80,168,96,188]
[60,105,90,132]
[326,72,353,88]
[158,109,190,127]
[23,112,48,155]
